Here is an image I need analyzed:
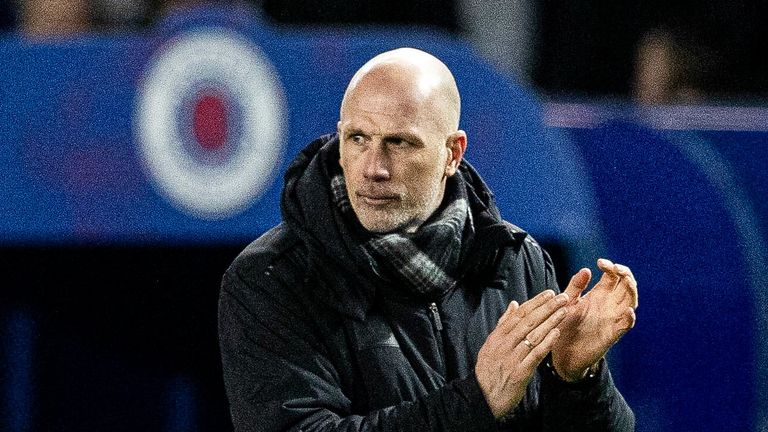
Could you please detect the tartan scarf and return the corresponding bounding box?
[330,172,472,297]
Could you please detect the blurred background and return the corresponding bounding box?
[1,0,766,431]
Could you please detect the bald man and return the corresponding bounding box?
[219,48,636,431]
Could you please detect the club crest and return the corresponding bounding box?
[136,30,285,219]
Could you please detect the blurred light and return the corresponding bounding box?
[166,375,197,432]
[3,309,35,432]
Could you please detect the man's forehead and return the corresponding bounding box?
[343,87,421,118]
[340,94,445,135]
[341,109,423,134]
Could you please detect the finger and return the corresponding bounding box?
[597,258,617,273]
[517,290,556,318]
[496,294,565,359]
[614,263,632,278]
[595,260,621,292]
[614,272,639,309]
[498,291,555,334]
[516,292,569,335]
[519,328,560,370]
[617,265,639,309]
[524,305,569,346]
[629,279,639,309]
[563,268,591,301]
[614,307,636,333]
[610,263,638,307]
[486,302,520,352]
[496,301,519,326]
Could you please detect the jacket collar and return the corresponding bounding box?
[284,134,528,321]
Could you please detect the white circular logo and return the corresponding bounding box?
[136,30,285,220]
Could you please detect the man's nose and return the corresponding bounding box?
[363,144,391,181]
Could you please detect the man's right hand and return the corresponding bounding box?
[475,290,570,418]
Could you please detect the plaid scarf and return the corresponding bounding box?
[330,172,472,297]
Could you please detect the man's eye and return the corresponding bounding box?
[349,135,365,144]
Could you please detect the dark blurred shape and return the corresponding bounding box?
[92,0,151,30]
[535,0,642,97]
[19,0,91,37]
[534,0,768,99]
[4,0,461,33]
[632,28,719,105]
[457,0,538,84]
[0,0,16,31]
[260,0,460,31]
[0,245,242,431]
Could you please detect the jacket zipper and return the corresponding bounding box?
[428,302,446,375]
[428,302,443,331]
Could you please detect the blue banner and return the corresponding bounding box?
[1,5,593,245]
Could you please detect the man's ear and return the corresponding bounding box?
[444,130,467,176]
[337,121,343,161]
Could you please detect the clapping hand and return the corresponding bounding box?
[552,259,638,382]
[476,290,570,418]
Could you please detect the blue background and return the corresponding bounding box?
[1,5,766,431]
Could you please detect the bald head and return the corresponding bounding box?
[340,48,461,133]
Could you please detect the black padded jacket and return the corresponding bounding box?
[218,134,635,431]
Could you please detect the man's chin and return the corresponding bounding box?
[357,214,421,234]
[351,201,423,234]
[360,220,402,234]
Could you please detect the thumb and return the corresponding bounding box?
[564,268,591,300]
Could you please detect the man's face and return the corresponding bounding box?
[338,87,450,233]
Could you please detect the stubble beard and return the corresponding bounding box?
[350,179,443,234]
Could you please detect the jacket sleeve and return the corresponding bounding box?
[538,357,635,431]
[219,270,498,432]
[537,250,635,431]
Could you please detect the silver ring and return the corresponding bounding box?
[523,338,534,349]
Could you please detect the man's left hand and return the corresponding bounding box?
[552,258,638,382]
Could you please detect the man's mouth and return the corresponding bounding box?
[357,192,399,206]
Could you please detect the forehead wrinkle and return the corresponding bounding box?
[341,84,419,128]
[344,109,426,141]
[342,79,450,137]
